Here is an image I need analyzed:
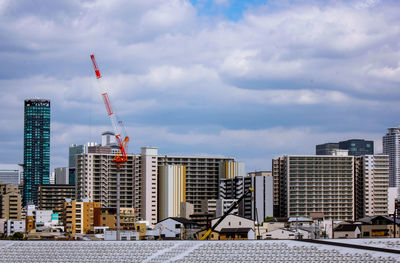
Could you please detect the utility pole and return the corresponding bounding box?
[116,167,121,241]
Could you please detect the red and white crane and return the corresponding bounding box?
[90,54,129,165]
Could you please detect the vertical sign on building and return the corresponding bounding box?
[23,99,50,205]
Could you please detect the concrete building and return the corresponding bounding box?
[63,199,101,236]
[273,155,355,221]
[76,146,237,225]
[215,199,238,217]
[0,183,22,220]
[362,155,389,217]
[158,155,235,214]
[219,161,245,179]
[158,165,186,221]
[37,184,75,221]
[69,144,84,185]
[219,173,273,223]
[383,127,400,190]
[180,202,194,219]
[35,210,54,229]
[23,99,50,205]
[54,167,68,185]
[5,220,25,237]
[0,164,22,186]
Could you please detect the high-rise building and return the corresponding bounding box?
[219,161,245,179]
[383,127,400,189]
[316,143,339,155]
[54,167,69,184]
[68,144,84,185]
[158,165,186,221]
[273,155,355,221]
[158,154,235,214]
[23,99,50,205]
[219,173,273,222]
[0,183,22,220]
[362,155,389,217]
[76,147,236,225]
[339,139,374,156]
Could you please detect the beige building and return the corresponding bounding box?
[0,183,22,220]
[219,161,245,179]
[158,165,186,221]
[63,199,100,236]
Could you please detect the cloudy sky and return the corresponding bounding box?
[0,0,399,171]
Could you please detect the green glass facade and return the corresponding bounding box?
[23,99,50,205]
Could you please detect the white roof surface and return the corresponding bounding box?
[0,239,398,262]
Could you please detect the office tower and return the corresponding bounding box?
[219,173,273,222]
[362,155,389,217]
[68,144,84,185]
[23,99,50,205]
[54,167,69,184]
[339,139,374,156]
[0,164,22,186]
[316,143,339,155]
[383,127,400,188]
[158,165,186,221]
[219,161,245,179]
[0,183,22,220]
[272,155,355,220]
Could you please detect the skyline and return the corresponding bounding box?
[1,0,400,171]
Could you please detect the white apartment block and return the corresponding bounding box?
[140,147,158,225]
[363,155,389,216]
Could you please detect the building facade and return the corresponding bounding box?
[37,184,76,221]
[0,183,22,220]
[63,199,101,235]
[158,165,186,221]
[54,167,69,185]
[383,127,400,189]
[23,99,50,205]
[339,139,374,156]
[273,155,355,221]
[316,143,339,155]
[0,164,22,186]
[362,155,389,217]
[219,173,273,222]
[69,144,84,185]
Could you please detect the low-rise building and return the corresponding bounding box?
[0,183,22,220]
[63,199,101,236]
[156,217,200,240]
[333,224,361,239]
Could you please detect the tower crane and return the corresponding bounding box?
[90,54,130,165]
[90,54,129,241]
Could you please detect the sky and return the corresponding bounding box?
[0,0,399,172]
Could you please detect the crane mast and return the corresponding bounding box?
[90,54,129,165]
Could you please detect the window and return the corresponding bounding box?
[175,224,181,229]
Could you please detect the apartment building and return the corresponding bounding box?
[63,199,100,235]
[219,173,273,222]
[273,155,355,221]
[362,155,389,217]
[158,157,235,214]
[158,165,186,221]
[76,146,236,225]
[0,183,22,220]
[38,184,75,220]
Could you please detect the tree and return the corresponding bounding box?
[10,232,24,240]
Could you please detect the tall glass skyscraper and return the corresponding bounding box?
[23,99,50,205]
